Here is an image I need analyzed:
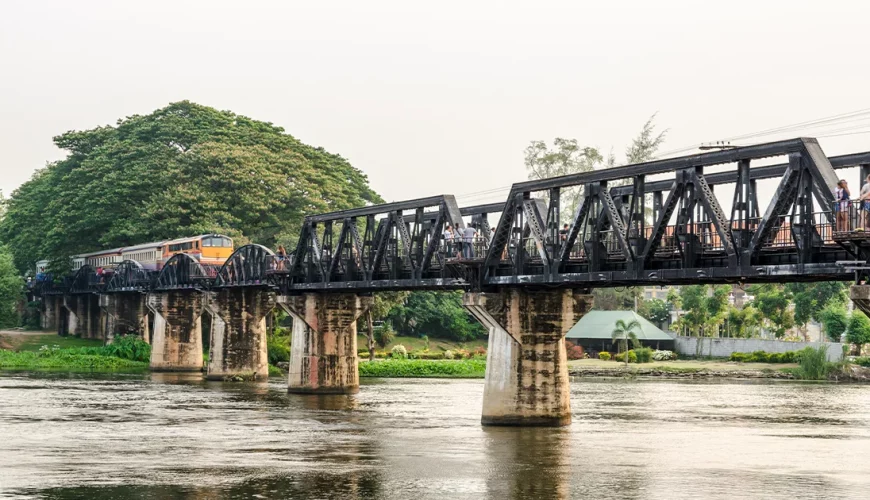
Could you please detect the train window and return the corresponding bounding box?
[203,238,213,247]
[222,237,232,247]
[183,242,192,250]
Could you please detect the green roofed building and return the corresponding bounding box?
[566,310,674,353]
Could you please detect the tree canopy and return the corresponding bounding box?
[0,101,382,274]
[0,245,22,328]
[386,291,486,342]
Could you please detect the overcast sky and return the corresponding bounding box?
[2,0,869,209]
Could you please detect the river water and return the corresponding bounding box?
[0,373,869,500]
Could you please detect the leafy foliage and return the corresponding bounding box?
[674,285,730,336]
[358,359,486,378]
[0,245,22,327]
[593,287,641,311]
[0,101,382,274]
[847,311,870,353]
[598,352,611,361]
[639,298,670,326]
[611,318,642,365]
[745,284,795,338]
[267,335,291,365]
[819,301,849,342]
[387,291,485,341]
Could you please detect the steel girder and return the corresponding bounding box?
[285,195,466,292]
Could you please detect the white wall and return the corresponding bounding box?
[674,336,845,362]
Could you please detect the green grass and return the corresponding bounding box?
[355,335,487,352]
[0,349,148,372]
[359,358,486,378]
[12,334,104,352]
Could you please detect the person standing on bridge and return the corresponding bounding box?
[835,180,850,232]
[861,175,870,231]
[275,245,287,271]
[461,224,478,259]
[443,224,455,259]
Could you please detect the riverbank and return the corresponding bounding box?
[567,358,870,382]
[0,334,150,373]
[359,358,485,378]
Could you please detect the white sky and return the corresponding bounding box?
[2,0,869,210]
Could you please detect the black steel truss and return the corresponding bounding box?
[34,139,870,295]
[153,254,215,291]
[215,244,273,287]
[105,260,154,293]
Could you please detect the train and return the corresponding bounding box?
[53,234,235,275]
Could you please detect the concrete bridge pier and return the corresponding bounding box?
[146,291,205,372]
[280,293,373,394]
[41,295,58,331]
[464,289,594,427]
[101,294,150,344]
[62,295,84,337]
[205,288,276,380]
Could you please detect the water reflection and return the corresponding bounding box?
[1,375,869,499]
[484,427,570,499]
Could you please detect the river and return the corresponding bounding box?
[0,373,868,499]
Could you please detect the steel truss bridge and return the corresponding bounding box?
[34,138,870,297]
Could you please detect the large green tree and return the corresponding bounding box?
[746,284,795,338]
[846,311,870,355]
[785,282,848,339]
[386,291,486,342]
[0,245,22,328]
[675,284,730,336]
[0,101,381,274]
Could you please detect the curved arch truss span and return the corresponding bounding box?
[106,260,153,292]
[154,254,216,291]
[215,244,274,287]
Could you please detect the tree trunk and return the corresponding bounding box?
[366,310,375,362]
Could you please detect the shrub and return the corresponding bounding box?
[375,324,396,348]
[391,344,408,359]
[598,352,611,361]
[453,348,471,359]
[730,350,801,363]
[634,347,653,363]
[473,346,487,358]
[854,357,870,367]
[652,350,676,361]
[267,336,291,365]
[359,359,486,378]
[444,350,455,360]
[567,343,585,360]
[795,346,832,380]
[614,350,638,363]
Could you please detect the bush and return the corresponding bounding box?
[473,346,487,358]
[795,346,832,380]
[375,324,396,349]
[391,344,408,359]
[652,350,677,361]
[854,356,870,367]
[358,359,486,378]
[598,352,611,361]
[730,349,800,363]
[444,350,455,360]
[267,336,291,365]
[566,341,585,360]
[614,350,638,363]
[411,351,445,360]
[634,347,653,363]
[453,348,471,359]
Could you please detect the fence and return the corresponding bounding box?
[672,336,845,362]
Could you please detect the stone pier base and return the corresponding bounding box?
[281,293,372,394]
[464,289,593,427]
[102,293,150,343]
[41,295,58,331]
[206,288,276,380]
[146,291,205,372]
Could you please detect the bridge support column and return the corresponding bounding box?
[464,289,593,427]
[281,293,372,394]
[62,295,84,337]
[102,294,150,344]
[146,291,205,372]
[206,289,276,381]
[41,295,58,331]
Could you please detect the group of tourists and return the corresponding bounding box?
[442,224,483,259]
[834,175,870,232]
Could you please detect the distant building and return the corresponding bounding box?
[566,310,675,353]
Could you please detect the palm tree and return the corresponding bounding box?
[612,319,643,366]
